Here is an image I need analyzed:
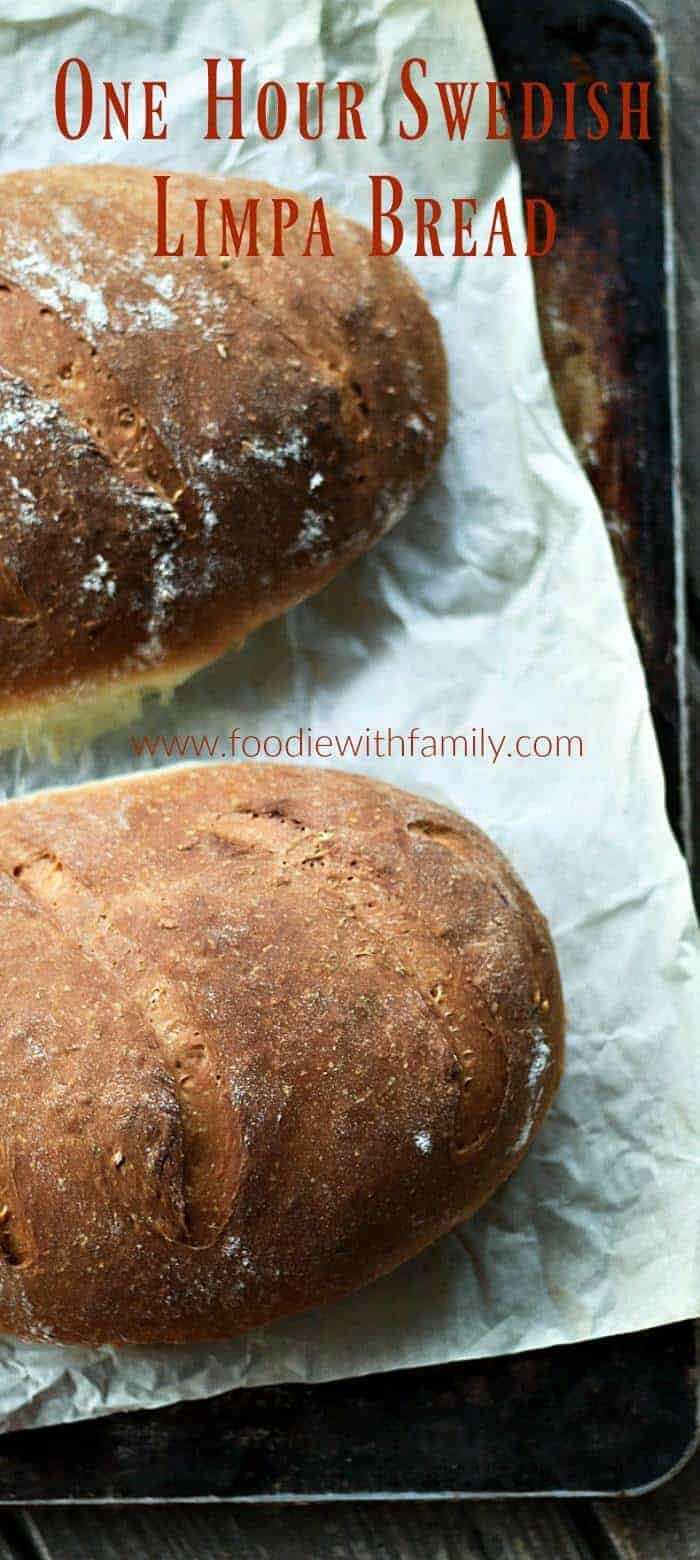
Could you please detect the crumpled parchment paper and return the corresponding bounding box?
[0,0,697,1436]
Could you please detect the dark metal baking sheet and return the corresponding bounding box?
[0,1324,695,1501]
[483,0,686,853]
[0,0,693,1500]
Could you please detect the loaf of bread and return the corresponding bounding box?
[0,763,563,1346]
[0,166,447,755]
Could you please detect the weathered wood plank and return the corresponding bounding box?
[23,1506,480,1560]
[472,1503,591,1558]
[591,1448,700,1559]
[0,1519,31,1560]
[20,1501,599,1560]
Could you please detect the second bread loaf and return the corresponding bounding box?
[0,763,564,1346]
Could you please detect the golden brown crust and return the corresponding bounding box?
[0,763,564,1346]
[0,166,448,750]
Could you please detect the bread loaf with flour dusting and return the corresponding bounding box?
[0,763,563,1346]
[0,166,447,754]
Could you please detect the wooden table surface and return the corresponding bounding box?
[4,0,697,1551]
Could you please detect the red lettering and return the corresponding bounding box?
[522,82,553,141]
[194,197,207,257]
[620,80,650,140]
[416,197,442,256]
[526,199,557,257]
[563,81,578,141]
[154,174,184,257]
[298,82,324,140]
[272,197,298,256]
[221,199,259,257]
[399,58,428,140]
[587,82,609,140]
[257,81,286,140]
[103,80,130,140]
[370,174,403,256]
[54,57,92,140]
[485,197,515,257]
[144,80,167,140]
[487,82,511,140]
[337,80,366,140]
[435,80,478,140]
[453,197,477,257]
[302,198,333,256]
[204,57,244,140]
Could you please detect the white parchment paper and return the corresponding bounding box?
[0,0,698,1435]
